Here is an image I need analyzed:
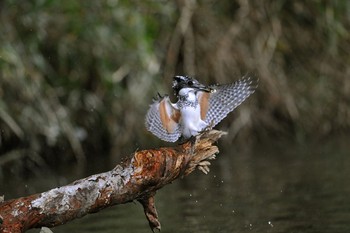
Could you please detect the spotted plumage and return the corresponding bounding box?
[145,74,258,142]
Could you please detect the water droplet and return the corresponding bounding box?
[249,223,253,229]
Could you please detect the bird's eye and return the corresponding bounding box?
[188,81,193,86]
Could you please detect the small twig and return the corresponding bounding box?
[138,192,160,232]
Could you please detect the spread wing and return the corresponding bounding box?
[199,74,258,127]
[145,95,182,142]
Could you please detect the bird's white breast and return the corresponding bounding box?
[177,90,208,138]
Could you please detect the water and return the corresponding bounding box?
[3,138,350,233]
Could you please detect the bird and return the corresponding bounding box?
[145,73,258,142]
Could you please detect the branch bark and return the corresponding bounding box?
[0,130,226,233]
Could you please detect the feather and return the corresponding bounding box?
[145,96,181,142]
[204,73,258,127]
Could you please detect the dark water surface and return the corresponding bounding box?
[3,138,350,233]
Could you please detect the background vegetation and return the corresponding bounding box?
[0,0,349,175]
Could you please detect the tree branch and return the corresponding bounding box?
[0,130,226,233]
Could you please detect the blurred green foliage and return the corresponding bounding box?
[0,1,349,173]
[0,0,177,169]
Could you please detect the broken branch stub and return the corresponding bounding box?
[0,130,226,233]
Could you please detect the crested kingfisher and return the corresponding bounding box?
[145,74,258,142]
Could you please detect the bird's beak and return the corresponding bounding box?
[194,83,212,93]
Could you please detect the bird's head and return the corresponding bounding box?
[172,75,211,96]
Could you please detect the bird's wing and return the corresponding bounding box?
[145,95,182,142]
[199,74,258,127]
